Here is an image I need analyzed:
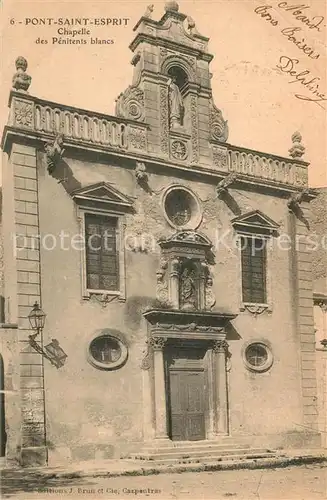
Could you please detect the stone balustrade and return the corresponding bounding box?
[7,91,148,153]
[6,91,309,189]
[212,143,308,188]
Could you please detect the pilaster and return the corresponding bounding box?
[150,337,169,440]
[213,339,229,435]
[10,143,47,466]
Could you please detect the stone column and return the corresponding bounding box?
[213,340,229,435]
[150,337,169,440]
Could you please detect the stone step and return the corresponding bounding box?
[143,438,251,450]
[128,451,277,466]
[142,443,251,454]
[131,448,275,461]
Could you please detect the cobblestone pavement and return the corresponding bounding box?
[1,463,326,500]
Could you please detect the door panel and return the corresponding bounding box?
[169,372,185,441]
[169,369,205,441]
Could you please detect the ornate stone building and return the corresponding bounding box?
[0,2,323,466]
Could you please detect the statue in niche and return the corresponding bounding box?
[179,266,197,310]
[169,77,184,128]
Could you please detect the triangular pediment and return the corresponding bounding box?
[231,210,279,233]
[71,182,134,209]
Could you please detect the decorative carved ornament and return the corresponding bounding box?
[140,342,151,370]
[160,85,169,155]
[152,323,224,334]
[143,4,154,18]
[115,86,145,122]
[45,133,65,174]
[244,304,268,317]
[315,300,327,312]
[135,161,148,186]
[190,95,199,163]
[209,102,229,142]
[12,56,31,92]
[149,337,167,350]
[289,131,305,159]
[156,259,169,306]
[212,145,228,170]
[203,264,216,311]
[129,127,147,151]
[88,293,119,308]
[160,230,212,247]
[212,339,229,353]
[171,140,188,160]
[216,172,238,197]
[287,188,310,211]
[14,100,33,128]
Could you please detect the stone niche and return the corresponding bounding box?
[156,230,216,311]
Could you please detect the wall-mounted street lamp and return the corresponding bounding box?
[28,301,46,332]
[28,302,67,369]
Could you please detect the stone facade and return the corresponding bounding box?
[0,2,323,467]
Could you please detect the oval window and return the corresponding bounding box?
[88,335,128,370]
[163,186,202,229]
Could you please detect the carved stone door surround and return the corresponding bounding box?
[142,309,236,441]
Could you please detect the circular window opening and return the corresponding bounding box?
[163,187,202,229]
[244,342,273,373]
[88,335,128,370]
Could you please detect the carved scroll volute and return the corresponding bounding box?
[140,340,151,370]
[141,336,167,370]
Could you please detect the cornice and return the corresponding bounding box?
[1,126,316,199]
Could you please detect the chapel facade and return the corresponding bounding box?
[0,1,322,467]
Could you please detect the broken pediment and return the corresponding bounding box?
[159,230,213,249]
[71,182,134,211]
[231,210,279,235]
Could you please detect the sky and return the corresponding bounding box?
[0,0,326,186]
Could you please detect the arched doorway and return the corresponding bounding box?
[0,354,6,457]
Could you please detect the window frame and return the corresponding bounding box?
[87,333,128,371]
[242,340,274,373]
[240,235,267,305]
[162,184,202,230]
[236,232,273,313]
[78,206,126,301]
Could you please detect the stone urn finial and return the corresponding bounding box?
[165,1,179,12]
[289,131,305,159]
[12,56,31,92]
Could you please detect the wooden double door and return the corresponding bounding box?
[166,346,207,441]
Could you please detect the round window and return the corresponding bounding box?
[88,335,128,370]
[163,186,202,229]
[243,342,273,373]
